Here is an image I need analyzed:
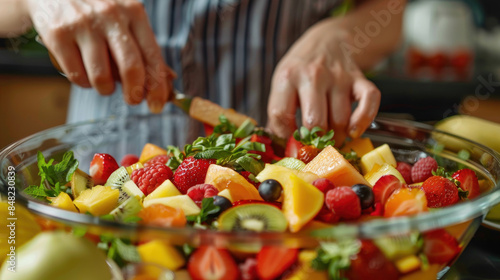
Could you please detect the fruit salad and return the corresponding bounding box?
[18,116,491,280]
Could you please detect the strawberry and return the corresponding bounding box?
[420,175,459,208]
[187,184,218,206]
[297,145,320,164]
[173,157,217,194]
[249,134,276,163]
[284,135,303,158]
[345,240,399,280]
[411,157,438,183]
[396,161,413,184]
[119,154,139,167]
[256,246,298,280]
[370,202,384,216]
[131,164,173,195]
[372,174,404,205]
[423,229,461,264]
[452,168,480,199]
[312,178,335,194]
[203,123,214,136]
[188,246,239,280]
[285,126,335,160]
[89,153,119,185]
[143,154,169,168]
[240,171,260,189]
[325,186,361,220]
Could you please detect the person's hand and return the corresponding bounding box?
[26,0,174,113]
[266,20,380,145]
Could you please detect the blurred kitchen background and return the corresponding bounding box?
[1,0,500,148]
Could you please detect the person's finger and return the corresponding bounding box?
[348,77,380,138]
[106,25,146,105]
[297,68,329,131]
[125,1,173,113]
[328,71,352,145]
[266,72,299,139]
[47,37,91,88]
[76,32,115,95]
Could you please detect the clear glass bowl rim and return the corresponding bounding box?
[1,113,500,241]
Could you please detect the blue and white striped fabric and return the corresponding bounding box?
[67,0,342,142]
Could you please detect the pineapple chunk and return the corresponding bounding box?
[137,240,185,275]
[144,180,181,203]
[73,185,120,216]
[395,255,421,274]
[365,163,406,186]
[143,195,200,216]
[47,192,78,212]
[360,144,397,175]
[217,189,234,203]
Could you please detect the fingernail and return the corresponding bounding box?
[349,126,360,139]
[149,101,164,114]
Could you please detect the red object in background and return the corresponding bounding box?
[406,47,473,79]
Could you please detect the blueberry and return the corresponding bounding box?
[213,195,232,213]
[351,184,374,209]
[259,179,282,202]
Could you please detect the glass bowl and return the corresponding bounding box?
[1,113,500,280]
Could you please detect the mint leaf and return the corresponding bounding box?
[187,197,220,225]
[38,151,79,187]
[24,185,49,200]
[115,238,141,263]
[311,240,361,280]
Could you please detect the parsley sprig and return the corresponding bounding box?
[24,151,79,200]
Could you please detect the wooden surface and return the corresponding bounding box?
[0,74,70,148]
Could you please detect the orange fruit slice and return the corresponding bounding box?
[138,204,186,228]
[139,143,168,163]
[204,164,262,202]
[384,187,428,217]
[256,165,324,232]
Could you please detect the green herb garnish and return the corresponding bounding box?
[186,197,220,225]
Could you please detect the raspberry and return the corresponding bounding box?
[396,162,413,184]
[325,187,361,220]
[239,258,258,280]
[411,157,438,183]
[131,164,173,195]
[187,184,218,206]
[314,205,340,224]
[312,178,335,194]
[143,154,169,168]
[240,171,260,189]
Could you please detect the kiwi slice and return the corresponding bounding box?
[218,204,288,232]
[373,232,422,260]
[110,196,142,222]
[106,166,130,188]
[275,157,306,171]
[70,169,93,199]
[116,180,144,205]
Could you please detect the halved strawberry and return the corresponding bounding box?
[89,153,119,185]
[188,246,239,280]
[423,229,461,264]
[284,135,303,159]
[452,168,480,199]
[372,175,404,205]
[256,246,298,280]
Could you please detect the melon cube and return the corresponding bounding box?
[360,144,397,175]
[302,146,370,187]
